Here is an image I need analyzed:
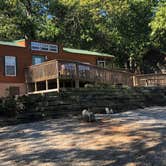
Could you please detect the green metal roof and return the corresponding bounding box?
[13,39,25,42]
[0,39,114,58]
[0,39,25,47]
[63,47,114,58]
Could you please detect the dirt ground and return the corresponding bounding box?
[0,106,166,166]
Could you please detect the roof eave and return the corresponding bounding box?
[63,48,114,58]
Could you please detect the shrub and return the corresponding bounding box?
[0,97,19,117]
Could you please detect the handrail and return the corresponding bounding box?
[135,74,166,86]
[136,73,166,77]
[25,59,133,86]
[25,59,166,87]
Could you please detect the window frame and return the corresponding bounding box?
[97,60,106,68]
[41,43,49,51]
[32,55,46,65]
[5,56,17,76]
[49,44,58,52]
[31,42,58,53]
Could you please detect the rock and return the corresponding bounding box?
[82,109,95,122]
[105,107,114,114]
[17,102,25,111]
[84,84,94,88]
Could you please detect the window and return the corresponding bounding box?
[49,45,58,52]
[78,65,90,78]
[60,63,75,76]
[41,44,49,51]
[5,56,16,76]
[31,42,58,53]
[97,60,106,68]
[32,55,45,65]
[79,65,90,71]
[31,42,40,50]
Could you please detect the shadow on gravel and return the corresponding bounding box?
[0,106,165,166]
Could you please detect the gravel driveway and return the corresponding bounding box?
[0,106,166,166]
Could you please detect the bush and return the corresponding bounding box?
[0,98,5,116]
[0,97,17,117]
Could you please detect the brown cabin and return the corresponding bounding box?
[1,39,165,97]
[0,39,115,96]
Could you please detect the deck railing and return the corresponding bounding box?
[25,59,166,93]
[25,60,58,83]
[135,74,166,87]
[25,59,133,86]
[58,60,133,86]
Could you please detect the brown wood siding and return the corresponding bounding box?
[0,42,106,84]
[0,45,31,83]
[58,52,97,65]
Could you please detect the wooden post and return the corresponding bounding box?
[46,80,48,90]
[56,61,60,92]
[34,82,37,91]
[75,63,79,88]
[132,75,136,87]
[27,83,30,93]
[57,78,60,92]
[24,68,29,93]
[146,79,148,86]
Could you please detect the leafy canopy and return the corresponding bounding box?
[0,0,165,72]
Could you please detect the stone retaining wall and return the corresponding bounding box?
[0,86,166,126]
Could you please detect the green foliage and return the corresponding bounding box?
[150,2,166,50]
[48,0,159,72]
[102,0,154,71]
[0,97,17,117]
[141,49,166,73]
[0,0,59,40]
[0,0,165,73]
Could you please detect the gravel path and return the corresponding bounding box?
[0,106,166,166]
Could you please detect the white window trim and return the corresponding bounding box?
[32,55,45,65]
[97,60,106,68]
[5,56,17,76]
[31,42,58,53]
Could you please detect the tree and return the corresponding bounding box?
[150,1,166,50]
[0,0,59,40]
[0,0,164,73]
[105,0,157,72]
[49,0,158,72]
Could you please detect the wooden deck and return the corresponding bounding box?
[135,74,166,87]
[25,59,166,93]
